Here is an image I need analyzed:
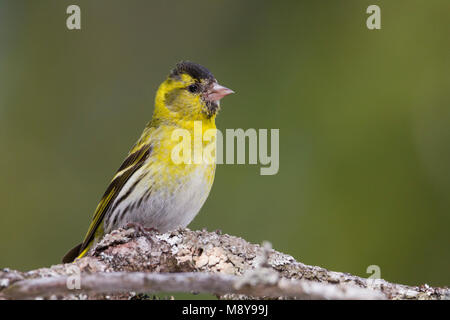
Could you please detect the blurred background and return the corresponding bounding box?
[0,0,449,290]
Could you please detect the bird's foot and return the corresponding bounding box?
[124,223,159,242]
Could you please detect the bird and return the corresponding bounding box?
[62,61,234,263]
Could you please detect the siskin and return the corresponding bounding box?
[63,61,233,263]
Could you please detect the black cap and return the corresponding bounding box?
[170,61,215,81]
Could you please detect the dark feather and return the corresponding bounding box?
[62,144,152,262]
[170,61,215,81]
[62,243,82,264]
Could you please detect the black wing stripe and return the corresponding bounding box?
[109,170,149,214]
[78,145,152,253]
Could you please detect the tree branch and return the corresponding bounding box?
[1,271,385,300]
[0,228,448,300]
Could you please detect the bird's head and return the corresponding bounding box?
[154,61,234,122]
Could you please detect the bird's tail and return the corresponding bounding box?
[62,242,92,263]
[62,243,82,263]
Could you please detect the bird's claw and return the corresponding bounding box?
[124,223,158,242]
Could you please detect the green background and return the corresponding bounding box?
[1,0,449,290]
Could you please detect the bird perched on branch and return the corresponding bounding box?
[63,61,234,263]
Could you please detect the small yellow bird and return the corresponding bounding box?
[63,61,233,263]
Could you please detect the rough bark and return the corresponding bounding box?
[0,228,448,300]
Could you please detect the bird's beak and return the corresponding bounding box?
[206,83,234,102]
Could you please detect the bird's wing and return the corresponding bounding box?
[78,144,152,254]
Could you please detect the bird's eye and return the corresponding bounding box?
[187,84,200,93]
